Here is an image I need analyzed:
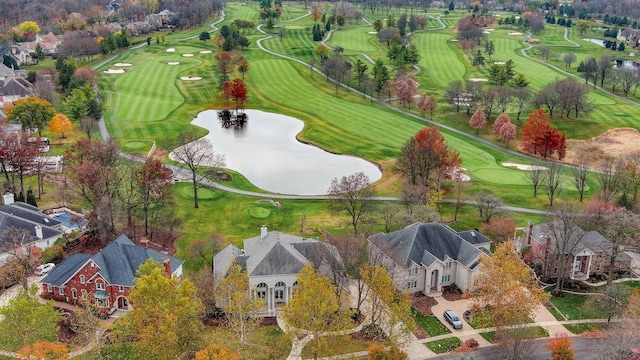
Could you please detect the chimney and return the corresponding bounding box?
[35,224,43,239]
[3,193,14,205]
[525,221,534,245]
[163,256,171,278]
[140,237,149,247]
[260,225,268,240]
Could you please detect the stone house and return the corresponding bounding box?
[368,222,491,295]
[19,33,63,56]
[41,234,183,314]
[517,221,632,281]
[0,45,35,66]
[213,226,342,316]
[0,63,33,101]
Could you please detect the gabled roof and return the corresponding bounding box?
[368,222,487,269]
[0,204,62,227]
[214,230,342,278]
[42,234,184,287]
[458,230,492,246]
[531,222,613,256]
[0,203,63,247]
[42,253,92,286]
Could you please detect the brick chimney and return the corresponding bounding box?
[525,221,534,245]
[140,237,149,247]
[163,256,171,278]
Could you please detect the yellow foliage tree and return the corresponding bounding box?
[18,341,68,360]
[19,21,40,35]
[194,344,240,360]
[469,243,548,328]
[49,114,73,138]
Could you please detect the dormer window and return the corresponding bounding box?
[96,281,105,291]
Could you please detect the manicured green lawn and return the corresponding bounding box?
[205,324,290,360]
[426,337,461,353]
[547,292,602,321]
[300,333,387,358]
[412,309,451,337]
[479,326,549,344]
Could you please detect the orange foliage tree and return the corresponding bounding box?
[479,218,517,245]
[194,344,240,360]
[18,341,69,360]
[367,344,408,360]
[520,109,566,159]
[545,333,575,360]
[49,114,73,138]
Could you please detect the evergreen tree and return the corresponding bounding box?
[16,191,25,202]
[26,188,37,207]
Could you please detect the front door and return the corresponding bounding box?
[118,297,129,308]
[431,270,439,291]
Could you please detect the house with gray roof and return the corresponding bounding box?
[368,222,491,295]
[213,226,342,316]
[41,234,183,314]
[518,221,632,281]
[0,193,63,264]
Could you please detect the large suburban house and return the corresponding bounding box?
[368,222,491,295]
[517,221,632,281]
[213,226,342,316]
[0,193,63,264]
[41,234,183,314]
[0,63,33,101]
[0,45,35,66]
[19,33,63,56]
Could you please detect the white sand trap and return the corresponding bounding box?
[485,28,495,32]
[502,162,548,171]
[182,53,194,57]
[468,78,488,82]
[103,69,125,74]
[199,50,212,54]
[508,32,523,35]
[368,31,378,34]
[483,30,491,34]
[166,48,176,52]
[493,61,506,65]
[114,63,132,67]
[450,39,459,42]
[180,76,202,81]
[168,61,180,65]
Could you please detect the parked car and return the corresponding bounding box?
[35,263,55,276]
[443,310,463,329]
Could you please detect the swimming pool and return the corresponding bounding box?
[51,212,86,231]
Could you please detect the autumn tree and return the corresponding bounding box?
[327,172,376,237]
[64,138,120,244]
[470,243,549,329]
[314,43,330,60]
[19,21,40,36]
[18,342,68,360]
[111,260,204,360]
[171,133,225,209]
[545,333,574,360]
[68,298,101,346]
[215,51,235,84]
[416,94,437,118]
[221,78,247,114]
[585,283,632,326]
[4,97,56,136]
[214,264,264,344]
[326,234,369,311]
[394,75,417,107]
[6,131,39,196]
[474,191,509,223]
[237,57,250,79]
[469,107,487,134]
[283,264,353,360]
[479,218,517,245]
[0,285,60,351]
[136,158,173,236]
[49,114,73,138]
[595,289,640,359]
[190,267,219,318]
[367,344,408,360]
[499,121,517,147]
[361,265,415,343]
[195,344,240,360]
[521,109,566,159]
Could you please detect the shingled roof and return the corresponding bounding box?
[42,234,183,287]
[368,222,486,268]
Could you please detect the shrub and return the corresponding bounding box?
[40,245,65,264]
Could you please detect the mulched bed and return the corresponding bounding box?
[412,328,429,340]
[452,339,479,353]
[442,287,464,301]
[411,293,438,316]
[56,308,77,345]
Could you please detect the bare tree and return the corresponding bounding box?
[474,190,509,223]
[571,148,592,202]
[378,203,401,233]
[325,234,368,311]
[171,133,225,209]
[445,80,465,113]
[597,155,625,202]
[513,87,531,121]
[618,68,639,97]
[538,46,551,61]
[496,322,538,360]
[524,159,545,198]
[494,86,513,113]
[542,162,563,208]
[597,54,614,87]
[563,52,576,68]
[327,172,376,237]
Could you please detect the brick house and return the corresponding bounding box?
[368,222,491,295]
[41,235,183,314]
[517,221,632,281]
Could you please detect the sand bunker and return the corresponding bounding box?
[502,162,548,171]
[508,32,523,35]
[468,78,488,82]
[368,31,378,34]
[168,62,180,65]
[180,76,202,81]
[182,53,194,57]
[166,48,176,52]
[450,39,459,42]
[493,61,506,65]
[483,30,492,34]
[103,69,125,74]
[564,128,640,168]
[199,50,212,54]
[114,63,132,67]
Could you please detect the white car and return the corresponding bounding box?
[35,263,55,276]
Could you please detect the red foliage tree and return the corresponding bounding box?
[479,218,517,245]
[492,112,511,134]
[368,344,408,360]
[469,107,487,134]
[545,333,575,360]
[499,121,516,147]
[222,78,248,114]
[521,108,566,159]
[394,76,417,108]
[215,51,234,82]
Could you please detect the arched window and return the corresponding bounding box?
[71,288,77,299]
[79,275,85,284]
[81,289,87,299]
[274,282,286,301]
[256,283,267,299]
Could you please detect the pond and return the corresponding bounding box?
[191,109,382,195]
[582,38,606,47]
